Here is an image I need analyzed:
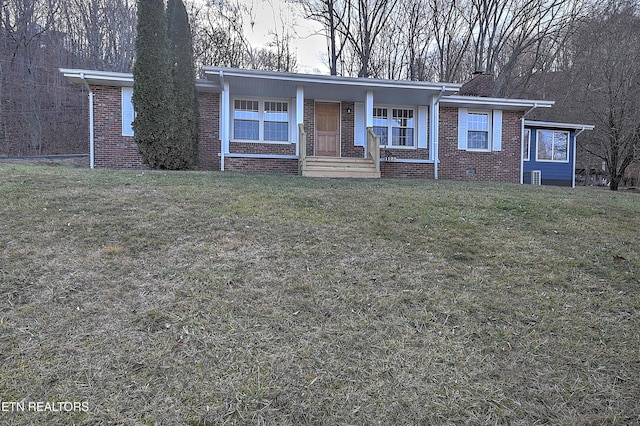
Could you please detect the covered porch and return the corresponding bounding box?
[203,67,460,177]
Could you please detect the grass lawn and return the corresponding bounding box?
[0,165,638,425]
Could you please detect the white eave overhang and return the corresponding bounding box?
[441,95,555,111]
[60,68,219,93]
[204,66,461,104]
[524,120,595,131]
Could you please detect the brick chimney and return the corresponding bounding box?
[458,71,495,97]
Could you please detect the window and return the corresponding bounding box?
[373,107,388,145]
[467,112,490,150]
[264,101,288,141]
[234,100,259,140]
[523,128,531,161]
[373,106,415,148]
[233,99,289,142]
[536,129,569,162]
[392,109,414,147]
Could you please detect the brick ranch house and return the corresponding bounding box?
[61,67,593,186]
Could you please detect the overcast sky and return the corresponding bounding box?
[236,0,329,74]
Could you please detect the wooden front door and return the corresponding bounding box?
[315,102,340,157]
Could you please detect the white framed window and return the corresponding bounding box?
[264,101,288,141]
[457,108,502,152]
[373,106,415,148]
[536,129,569,162]
[523,128,531,161]
[373,107,388,145]
[233,100,259,140]
[233,99,289,142]
[467,111,490,151]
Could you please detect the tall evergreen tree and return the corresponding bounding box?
[167,0,199,168]
[133,0,175,169]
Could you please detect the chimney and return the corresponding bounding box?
[458,71,495,97]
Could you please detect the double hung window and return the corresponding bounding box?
[467,112,490,150]
[373,108,388,145]
[373,106,415,148]
[233,99,289,142]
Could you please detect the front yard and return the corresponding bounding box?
[1,165,638,425]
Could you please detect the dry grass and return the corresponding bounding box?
[0,165,638,425]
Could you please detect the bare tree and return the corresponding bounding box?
[60,0,136,72]
[293,0,351,75]
[429,0,473,82]
[468,0,581,96]
[2,0,59,152]
[557,1,640,190]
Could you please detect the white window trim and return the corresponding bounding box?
[466,110,492,152]
[373,104,417,150]
[458,108,502,152]
[232,97,292,144]
[523,128,531,161]
[535,129,570,163]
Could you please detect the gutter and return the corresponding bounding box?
[79,73,95,169]
[433,86,447,180]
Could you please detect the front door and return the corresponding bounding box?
[315,102,340,157]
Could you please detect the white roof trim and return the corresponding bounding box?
[61,68,133,86]
[204,66,462,93]
[524,120,594,131]
[441,95,555,110]
[60,68,219,92]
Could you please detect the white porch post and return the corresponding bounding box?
[296,85,304,157]
[365,90,374,127]
[220,80,230,171]
[365,90,373,157]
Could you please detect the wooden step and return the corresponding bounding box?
[302,156,380,178]
[303,169,381,178]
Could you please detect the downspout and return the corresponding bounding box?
[219,71,225,171]
[572,127,588,188]
[520,103,539,184]
[79,73,95,169]
[432,86,446,180]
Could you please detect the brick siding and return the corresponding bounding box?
[381,162,435,178]
[92,85,145,169]
[196,92,220,170]
[91,86,524,183]
[438,107,522,183]
[229,142,295,156]
[91,85,221,170]
[225,157,298,175]
[304,99,315,156]
[341,102,364,158]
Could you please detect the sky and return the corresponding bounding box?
[235,0,330,74]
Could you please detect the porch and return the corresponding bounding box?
[298,123,381,178]
[204,67,460,178]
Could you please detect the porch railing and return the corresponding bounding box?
[367,127,380,172]
[298,123,307,174]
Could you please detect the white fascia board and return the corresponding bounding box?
[204,67,461,94]
[61,68,133,87]
[524,120,595,131]
[441,95,555,110]
[60,68,220,92]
